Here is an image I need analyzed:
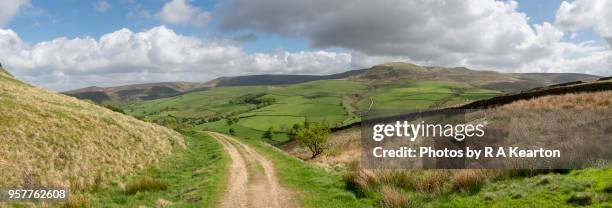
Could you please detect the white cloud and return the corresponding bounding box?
[0,0,29,27]
[555,0,612,45]
[219,0,611,75]
[93,0,112,13]
[157,0,211,27]
[0,26,356,91]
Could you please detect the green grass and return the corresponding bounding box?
[89,131,229,207]
[428,169,612,207]
[198,120,291,144]
[363,81,501,110]
[124,86,268,119]
[270,80,367,97]
[238,115,305,131]
[220,132,376,208]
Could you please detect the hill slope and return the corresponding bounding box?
[350,62,600,92]
[66,62,599,104]
[0,70,184,188]
[64,82,214,104]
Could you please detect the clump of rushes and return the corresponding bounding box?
[380,185,415,208]
[451,169,487,193]
[125,177,169,195]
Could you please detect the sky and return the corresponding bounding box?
[0,0,611,91]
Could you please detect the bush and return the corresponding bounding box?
[262,127,273,139]
[603,183,612,193]
[125,177,169,195]
[295,122,330,158]
[566,192,593,206]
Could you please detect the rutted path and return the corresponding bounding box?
[207,132,298,208]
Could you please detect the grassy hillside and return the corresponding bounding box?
[352,63,599,92]
[0,70,185,191]
[64,82,215,104]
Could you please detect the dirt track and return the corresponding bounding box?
[207,132,297,208]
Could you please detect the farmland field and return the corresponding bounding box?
[124,80,500,144]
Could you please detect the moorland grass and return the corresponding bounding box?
[0,72,184,190]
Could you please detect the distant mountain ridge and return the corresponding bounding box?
[214,68,367,86]
[64,81,215,104]
[64,62,600,104]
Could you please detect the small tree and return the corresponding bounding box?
[295,122,330,158]
[262,127,273,139]
[226,117,240,126]
[229,128,236,135]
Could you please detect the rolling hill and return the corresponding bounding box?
[63,82,215,104]
[65,62,599,104]
[117,63,601,144]
[0,67,184,190]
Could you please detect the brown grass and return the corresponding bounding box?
[412,171,449,193]
[380,185,413,208]
[125,177,169,195]
[63,193,90,208]
[501,91,612,109]
[451,169,494,193]
[0,73,185,189]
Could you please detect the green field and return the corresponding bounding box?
[360,81,501,110]
[123,80,500,144]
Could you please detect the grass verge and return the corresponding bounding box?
[88,131,228,207]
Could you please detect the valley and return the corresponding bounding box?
[1,62,610,207]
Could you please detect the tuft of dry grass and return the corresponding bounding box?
[125,177,169,195]
[412,171,450,193]
[451,170,489,193]
[63,193,90,208]
[0,73,185,189]
[155,198,173,208]
[343,161,379,193]
[502,91,612,109]
[380,185,414,208]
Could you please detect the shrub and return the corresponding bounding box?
[603,183,612,193]
[125,177,169,195]
[229,128,235,135]
[566,192,593,206]
[262,127,274,139]
[295,122,330,158]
